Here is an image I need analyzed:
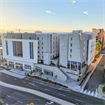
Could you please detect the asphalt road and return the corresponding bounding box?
[0,72,105,105]
[0,86,58,105]
[85,55,105,91]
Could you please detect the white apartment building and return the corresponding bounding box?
[59,30,96,80]
[2,30,96,81]
[2,31,59,71]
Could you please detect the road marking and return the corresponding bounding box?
[45,89,51,91]
[17,100,23,104]
[75,99,83,102]
[7,95,10,98]
[29,82,38,87]
[46,101,54,105]
[58,93,65,96]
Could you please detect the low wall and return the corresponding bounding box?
[35,64,67,81]
[60,67,78,81]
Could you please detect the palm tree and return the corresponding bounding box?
[95,41,102,54]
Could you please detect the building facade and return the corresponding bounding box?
[59,31,96,80]
[2,31,59,71]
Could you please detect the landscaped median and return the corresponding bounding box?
[26,73,68,88]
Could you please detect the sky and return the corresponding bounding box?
[0,0,105,33]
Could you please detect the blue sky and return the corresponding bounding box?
[0,0,105,32]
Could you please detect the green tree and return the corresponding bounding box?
[33,69,37,76]
[0,99,2,105]
[30,70,33,76]
[95,41,102,53]
[39,72,43,77]
[54,75,57,81]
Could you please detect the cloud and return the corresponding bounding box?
[45,11,55,15]
[84,11,89,15]
[72,0,76,4]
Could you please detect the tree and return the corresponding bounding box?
[54,75,57,81]
[39,72,43,77]
[33,69,37,76]
[95,41,102,53]
[30,70,33,76]
[0,99,2,105]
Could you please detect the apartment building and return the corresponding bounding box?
[59,30,96,80]
[2,31,59,71]
[92,28,105,48]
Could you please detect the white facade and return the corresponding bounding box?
[59,31,96,80]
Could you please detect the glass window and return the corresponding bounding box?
[71,43,72,47]
[70,55,72,58]
[71,38,72,41]
[37,37,39,40]
[70,49,72,52]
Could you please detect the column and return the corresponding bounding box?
[14,62,16,68]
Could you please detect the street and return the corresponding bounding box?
[0,86,58,105]
[85,55,105,91]
[0,72,105,105]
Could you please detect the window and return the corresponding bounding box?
[53,37,55,40]
[42,42,43,45]
[38,55,40,58]
[42,56,43,58]
[38,42,39,44]
[42,47,43,49]
[38,51,40,53]
[42,37,43,40]
[37,37,39,40]
[42,51,43,54]
[71,43,72,47]
[70,49,72,52]
[38,46,39,49]
[70,55,72,58]
[71,38,72,41]
[56,37,57,39]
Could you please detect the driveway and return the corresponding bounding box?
[85,55,105,91]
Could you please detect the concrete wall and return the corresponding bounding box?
[15,42,22,56]
[22,33,36,39]
[60,67,78,80]
[2,38,38,64]
[7,33,22,39]
[35,64,67,81]
[59,34,68,67]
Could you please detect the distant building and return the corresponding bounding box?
[92,28,105,48]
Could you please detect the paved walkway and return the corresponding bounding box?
[0,70,26,79]
[0,81,74,105]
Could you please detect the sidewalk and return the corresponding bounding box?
[81,55,103,90]
[0,81,74,105]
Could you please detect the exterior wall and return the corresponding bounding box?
[68,33,81,62]
[60,67,78,80]
[88,39,96,65]
[43,53,51,65]
[59,34,68,67]
[22,33,36,39]
[2,38,38,64]
[35,64,67,81]
[7,32,22,39]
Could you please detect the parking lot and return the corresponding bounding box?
[85,55,105,91]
